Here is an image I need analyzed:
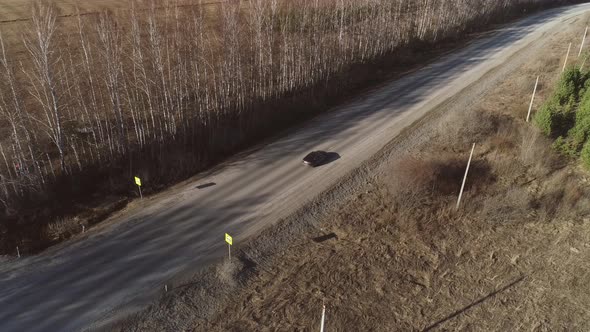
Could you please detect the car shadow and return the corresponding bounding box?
[195,182,216,189]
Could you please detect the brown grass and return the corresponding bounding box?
[120,11,590,331]
[181,144,590,330]
[44,216,82,242]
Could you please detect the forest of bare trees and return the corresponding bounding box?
[0,0,579,251]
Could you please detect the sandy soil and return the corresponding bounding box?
[121,9,590,332]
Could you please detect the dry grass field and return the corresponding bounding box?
[199,48,590,331]
[122,11,590,332]
[0,0,218,58]
[0,0,128,20]
[0,0,223,20]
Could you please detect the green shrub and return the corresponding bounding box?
[553,136,578,157]
[534,100,576,138]
[534,100,556,136]
[582,140,590,169]
[535,68,586,138]
[568,115,590,150]
[567,87,590,151]
[536,66,590,167]
[554,67,586,104]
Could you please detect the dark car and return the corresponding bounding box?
[303,151,329,167]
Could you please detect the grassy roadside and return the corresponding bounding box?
[119,11,590,332]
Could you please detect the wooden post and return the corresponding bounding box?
[579,26,588,57]
[320,303,326,332]
[563,42,572,72]
[456,143,476,210]
[526,76,539,122]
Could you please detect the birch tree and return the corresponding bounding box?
[24,1,67,173]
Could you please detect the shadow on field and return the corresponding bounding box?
[423,276,526,331]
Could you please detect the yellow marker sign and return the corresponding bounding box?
[134,176,142,187]
[225,233,233,245]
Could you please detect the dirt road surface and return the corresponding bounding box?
[1,4,589,331]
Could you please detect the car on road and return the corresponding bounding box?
[303,151,330,167]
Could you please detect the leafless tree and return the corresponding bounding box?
[0,0,570,228]
[23,1,67,173]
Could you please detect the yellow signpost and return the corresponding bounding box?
[134,176,143,199]
[225,233,233,261]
